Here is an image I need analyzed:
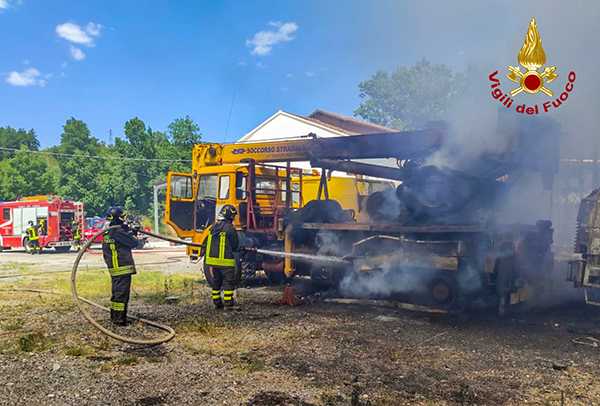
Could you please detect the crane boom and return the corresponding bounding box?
[192,128,445,168]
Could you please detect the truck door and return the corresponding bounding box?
[13,208,23,235]
[196,174,218,230]
[166,172,196,238]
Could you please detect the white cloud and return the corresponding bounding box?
[56,21,102,46]
[0,0,21,11]
[5,68,47,87]
[246,21,298,56]
[86,22,102,37]
[70,46,86,61]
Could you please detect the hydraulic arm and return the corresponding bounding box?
[192,128,445,168]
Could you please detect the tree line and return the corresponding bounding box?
[0,116,201,217]
[0,60,464,218]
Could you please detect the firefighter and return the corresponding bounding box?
[102,207,139,326]
[72,220,82,250]
[26,221,41,255]
[38,218,46,235]
[204,205,240,310]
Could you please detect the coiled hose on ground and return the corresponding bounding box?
[70,226,203,346]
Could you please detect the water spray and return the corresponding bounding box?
[251,248,351,266]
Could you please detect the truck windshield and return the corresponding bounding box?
[198,175,217,199]
[171,175,193,199]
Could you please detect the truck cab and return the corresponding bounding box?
[166,161,392,259]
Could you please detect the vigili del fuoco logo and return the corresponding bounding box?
[488,17,575,115]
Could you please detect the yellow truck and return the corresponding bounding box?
[163,132,416,281]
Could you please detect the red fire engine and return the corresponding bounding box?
[0,196,84,253]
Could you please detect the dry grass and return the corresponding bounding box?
[0,265,201,358]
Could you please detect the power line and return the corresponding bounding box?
[0,146,192,162]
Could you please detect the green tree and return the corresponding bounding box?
[111,117,170,215]
[0,147,58,200]
[0,127,39,159]
[354,59,466,130]
[56,118,108,215]
[168,116,201,147]
[165,116,201,172]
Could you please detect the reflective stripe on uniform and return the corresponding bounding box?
[205,231,236,267]
[109,265,134,276]
[108,242,134,276]
[27,227,39,241]
[111,301,125,311]
[211,289,221,300]
[223,290,234,301]
[219,233,226,260]
[110,243,118,269]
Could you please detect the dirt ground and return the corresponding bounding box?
[1,245,600,405]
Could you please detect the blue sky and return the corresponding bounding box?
[0,1,597,147]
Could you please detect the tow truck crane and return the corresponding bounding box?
[164,129,441,282]
[165,117,559,313]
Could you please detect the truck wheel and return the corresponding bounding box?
[54,246,71,253]
[310,266,340,291]
[266,270,285,285]
[428,276,458,308]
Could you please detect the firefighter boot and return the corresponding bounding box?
[211,289,224,309]
[110,303,128,326]
[111,310,127,326]
[110,309,119,324]
[213,299,224,309]
[119,304,129,326]
[224,300,241,311]
[223,290,240,310]
[114,309,128,326]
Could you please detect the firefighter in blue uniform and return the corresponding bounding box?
[102,207,139,325]
[204,205,240,309]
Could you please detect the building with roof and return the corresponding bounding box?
[238,109,398,173]
[239,109,395,142]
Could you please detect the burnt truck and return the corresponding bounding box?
[568,188,600,304]
[281,115,560,314]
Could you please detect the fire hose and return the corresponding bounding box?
[70,226,204,346]
[71,226,349,345]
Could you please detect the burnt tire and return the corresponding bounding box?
[266,270,285,285]
[427,275,459,309]
[310,265,342,291]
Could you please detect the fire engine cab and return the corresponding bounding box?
[0,195,84,253]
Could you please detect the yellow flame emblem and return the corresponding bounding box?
[507,18,558,97]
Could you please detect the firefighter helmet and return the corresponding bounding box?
[219,205,238,221]
[106,206,125,224]
[28,221,34,226]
